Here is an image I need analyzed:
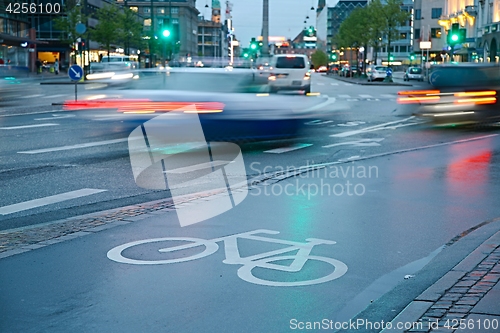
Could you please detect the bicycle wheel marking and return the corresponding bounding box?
[237,255,348,287]
[107,230,348,286]
[107,237,219,265]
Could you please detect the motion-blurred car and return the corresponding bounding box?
[404,67,424,81]
[267,54,311,94]
[63,68,333,142]
[397,64,500,125]
[367,66,388,82]
[316,66,328,73]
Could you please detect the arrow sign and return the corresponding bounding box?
[68,65,83,81]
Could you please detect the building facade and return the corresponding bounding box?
[378,0,414,65]
[316,0,368,53]
[413,0,446,62]
[475,0,500,62]
[125,0,199,61]
[0,2,35,73]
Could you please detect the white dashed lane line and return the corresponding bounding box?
[264,143,313,154]
[0,123,59,130]
[17,138,130,154]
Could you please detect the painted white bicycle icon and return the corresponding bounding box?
[107,229,348,287]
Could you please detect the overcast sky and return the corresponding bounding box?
[196,0,319,45]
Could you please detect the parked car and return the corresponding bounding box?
[267,54,311,94]
[404,67,424,81]
[316,66,328,73]
[367,66,388,82]
[341,65,358,77]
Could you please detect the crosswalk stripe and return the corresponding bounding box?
[380,94,396,98]
[330,83,339,86]
[359,94,373,98]
[0,189,107,215]
[338,94,351,98]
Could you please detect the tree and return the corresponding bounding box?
[370,0,410,68]
[119,7,145,55]
[311,50,329,68]
[92,5,121,62]
[54,0,87,62]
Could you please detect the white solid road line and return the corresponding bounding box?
[331,117,416,138]
[34,115,76,121]
[264,143,313,154]
[41,94,68,99]
[18,138,130,154]
[0,123,59,130]
[19,94,44,99]
[322,138,385,148]
[303,97,337,112]
[0,188,107,215]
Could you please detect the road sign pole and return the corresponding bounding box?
[75,81,78,101]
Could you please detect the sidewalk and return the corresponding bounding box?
[382,227,500,333]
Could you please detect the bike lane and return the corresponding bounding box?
[2,135,500,333]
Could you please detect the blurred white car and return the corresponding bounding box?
[367,66,388,82]
[267,54,311,94]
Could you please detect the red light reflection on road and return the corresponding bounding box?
[446,148,492,197]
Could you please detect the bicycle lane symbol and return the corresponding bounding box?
[107,229,348,287]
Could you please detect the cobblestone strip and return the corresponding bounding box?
[405,246,500,332]
[0,189,225,256]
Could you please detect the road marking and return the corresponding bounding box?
[346,99,359,102]
[337,121,366,127]
[304,120,323,125]
[0,123,59,130]
[343,83,353,86]
[164,160,232,174]
[359,94,373,98]
[380,94,396,98]
[264,143,313,154]
[303,97,336,112]
[331,117,416,138]
[34,115,76,120]
[0,110,66,118]
[338,94,351,98]
[19,94,44,99]
[323,138,385,148]
[0,188,107,215]
[42,94,67,99]
[330,83,339,86]
[18,138,130,154]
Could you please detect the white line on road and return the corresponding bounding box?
[330,83,339,86]
[34,115,76,121]
[322,138,385,148]
[344,83,353,86]
[359,94,374,98]
[303,97,337,112]
[18,138,130,154]
[0,123,59,130]
[338,94,351,98]
[331,117,416,138]
[19,94,44,99]
[264,143,313,154]
[42,94,68,99]
[0,189,107,215]
[0,110,67,118]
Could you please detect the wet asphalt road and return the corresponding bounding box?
[1,73,500,332]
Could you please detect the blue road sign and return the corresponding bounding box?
[68,65,83,81]
[386,68,393,77]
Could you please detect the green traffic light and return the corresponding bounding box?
[162,29,171,38]
[451,34,459,42]
[243,53,249,58]
[250,44,257,50]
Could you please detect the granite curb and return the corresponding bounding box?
[383,229,500,333]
